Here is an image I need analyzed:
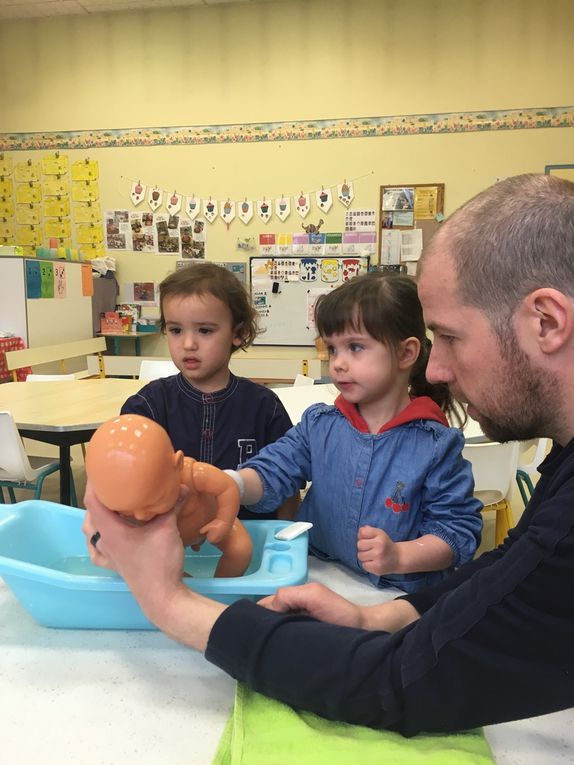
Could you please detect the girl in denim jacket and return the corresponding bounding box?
[227,272,482,592]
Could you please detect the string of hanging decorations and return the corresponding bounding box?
[120,171,374,226]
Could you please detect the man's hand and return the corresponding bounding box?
[82,481,226,651]
[259,581,420,633]
[259,582,365,627]
[357,525,399,576]
[82,482,188,620]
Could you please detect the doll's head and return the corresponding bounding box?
[86,414,183,522]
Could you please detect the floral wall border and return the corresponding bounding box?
[1,105,573,152]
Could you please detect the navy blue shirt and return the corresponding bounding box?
[121,372,293,519]
[206,438,574,733]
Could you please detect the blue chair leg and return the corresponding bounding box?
[8,487,17,503]
[0,487,5,504]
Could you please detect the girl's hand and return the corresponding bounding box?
[357,525,399,576]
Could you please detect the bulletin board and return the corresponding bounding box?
[250,255,370,346]
[378,183,445,271]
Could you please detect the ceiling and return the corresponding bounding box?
[0,0,272,21]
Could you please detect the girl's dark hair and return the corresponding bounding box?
[159,262,258,352]
[314,271,466,428]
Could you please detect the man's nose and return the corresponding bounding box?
[425,347,454,385]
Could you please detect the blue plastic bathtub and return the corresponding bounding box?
[0,501,308,630]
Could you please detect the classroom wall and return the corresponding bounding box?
[1,0,573,355]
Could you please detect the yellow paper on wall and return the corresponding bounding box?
[14,162,41,182]
[82,244,105,259]
[73,202,101,223]
[16,225,42,246]
[0,199,14,216]
[72,181,99,202]
[16,204,41,225]
[0,157,13,176]
[0,220,14,238]
[0,178,13,197]
[413,186,439,220]
[44,197,70,217]
[43,178,68,197]
[16,183,42,204]
[77,222,104,244]
[42,155,69,175]
[71,160,99,181]
[44,218,72,238]
[22,246,35,257]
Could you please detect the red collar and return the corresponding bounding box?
[335,394,449,434]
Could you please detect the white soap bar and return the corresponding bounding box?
[274,522,313,541]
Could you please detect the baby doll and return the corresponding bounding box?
[86,413,252,577]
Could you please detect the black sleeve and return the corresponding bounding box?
[402,499,537,614]
[205,483,574,735]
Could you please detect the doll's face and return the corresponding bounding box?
[117,476,181,522]
[86,414,182,521]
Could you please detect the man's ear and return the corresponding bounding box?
[398,337,420,369]
[519,288,574,354]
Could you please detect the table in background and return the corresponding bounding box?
[0,557,572,764]
[0,336,31,382]
[99,331,160,356]
[0,379,145,504]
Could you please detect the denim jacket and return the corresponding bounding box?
[242,398,482,593]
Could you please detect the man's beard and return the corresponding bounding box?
[469,343,557,444]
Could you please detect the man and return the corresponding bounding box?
[84,173,574,735]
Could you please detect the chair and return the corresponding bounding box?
[138,359,180,381]
[0,411,77,505]
[463,440,520,547]
[5,336,107,381]
[274,383,338,426]
[515,438,549,504]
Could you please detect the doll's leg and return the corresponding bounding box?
[213,521,253,577]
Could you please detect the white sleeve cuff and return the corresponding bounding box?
[223,469,246,503]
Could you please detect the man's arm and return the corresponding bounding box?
[84,480,574,735]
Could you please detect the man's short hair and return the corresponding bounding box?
[421,174,574,342]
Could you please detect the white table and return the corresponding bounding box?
[0,379,145,504]
[1,558,572,764]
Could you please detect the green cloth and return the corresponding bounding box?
[213,683,495,765]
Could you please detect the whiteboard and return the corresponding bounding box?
[250,255,370,346]
[0,257,93,347]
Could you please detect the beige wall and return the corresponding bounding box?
[1,0,573,355]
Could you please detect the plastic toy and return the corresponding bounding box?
[85,414,252,577]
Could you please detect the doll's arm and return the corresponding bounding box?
[192,462,241,544]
